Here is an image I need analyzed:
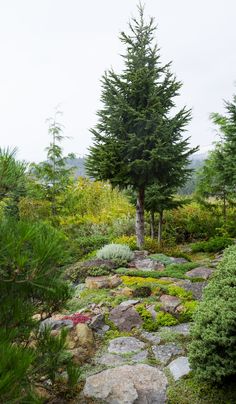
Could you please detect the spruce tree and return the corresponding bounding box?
[86,5,197,247]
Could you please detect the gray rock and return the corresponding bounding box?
[133,250,149,259]
[108,337,145,355]
[152,343,184,365]
[167,356,191,380]
[170,257,188,264]
[160,294,181,313]
[39,318,73,332]
[160,323,190,336]
[83,364,167,404]
[175,280,207,300]
[147,304,157,320]
[96,353,126,367]
[109,304,143,331]
[140,331,162,345]
[186,267,214,280]
[89,314,110,336]
[120,299,140,307]
[129,258,165,271]
[132,350,148,363]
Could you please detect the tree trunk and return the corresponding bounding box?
[150,211,155,239]
[136,188,145,249]
[157,210,163,244]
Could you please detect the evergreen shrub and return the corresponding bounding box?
[191,236,234,253]
[189,245,236,383]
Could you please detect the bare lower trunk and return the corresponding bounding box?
[150,211,155,239]
[157,210,163,244]
[136,188,145,249]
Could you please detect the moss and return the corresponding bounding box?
[155,311,178,327]
[116,262,198,280]
[178,300,198,322]
[136,304,153,321]
[167,373,236,404]
[167,285,193,300]
[104,329,131,341]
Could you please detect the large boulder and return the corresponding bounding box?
[185,267,214,280]
[85,274,122,289]
[83,364,167,403]
[129,258,165,271]
[109,304,143,331]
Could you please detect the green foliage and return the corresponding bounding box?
[155,311,178,326]
[0,332,35,402]
[136,304,178,331]
[36,327,70,383]
[150,253,173,266]
[191,236,234,253]
[178,300,198,322]
[112,235,138,250]
[189,245,236,383]
[31,112,75,216]
[164,202,222,242]
[97,243,134,261]
[167,374,236,404]
[117,262,198,280]
[167,285,193,300]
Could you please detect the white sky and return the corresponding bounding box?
[0,0,235,162]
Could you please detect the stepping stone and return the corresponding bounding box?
[108,337,145,355]
[160,323,190,336]
[132,350,148,363]
[152,343,184,365]
[185,267,214,280]
[83,364,167,404]
[109,304,143,331]
[167,356,191,380]
[140,331,162,345]
[96,353,126,367]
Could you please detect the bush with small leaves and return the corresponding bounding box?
[97,243,134,261]
[191,236,234,253]
[189,245,236,383]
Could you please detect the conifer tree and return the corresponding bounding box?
[32,111,75,216]
[86,4,197,247]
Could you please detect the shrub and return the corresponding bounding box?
[150,253,173,266]
[155,311,178,327]
[143,237,160,253]
[97,243,134,261]
[75,235,110,256]
[178,300,198,322]
[189,245,236,383]
[167,285,193,300]
[112,235,138,250]
[191,236,234,253]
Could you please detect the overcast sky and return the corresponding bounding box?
[0,0,235,162]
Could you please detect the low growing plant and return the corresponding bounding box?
[97,243,134,261]
[191,236,234,253]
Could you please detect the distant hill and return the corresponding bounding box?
[67,157,86,177]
